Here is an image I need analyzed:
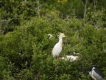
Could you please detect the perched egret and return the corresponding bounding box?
[52,33,66,59]
[61,55,80,62]
[89,66,104,80]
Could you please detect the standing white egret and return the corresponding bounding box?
[52,33,66,59]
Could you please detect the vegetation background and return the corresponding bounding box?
[0,0,106,80]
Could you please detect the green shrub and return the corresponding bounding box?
[0,15,106,79]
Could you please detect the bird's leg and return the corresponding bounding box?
[56,56,59,59]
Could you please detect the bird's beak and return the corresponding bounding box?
[65,35,67,37]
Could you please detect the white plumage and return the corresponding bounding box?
[48,34,53,39]
[52,33,65,59]
[61,55,80,62]
[73,52,80,55]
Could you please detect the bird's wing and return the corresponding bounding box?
[52,43,62,56]
[93,68,104,80]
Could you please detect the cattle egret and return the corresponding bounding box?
[52,33,65,59]
[89,66,104,80]
[61,55,80,62]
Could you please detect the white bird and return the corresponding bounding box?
[52,33,66,59]
[48,34,53,39]
[61,55,80,62]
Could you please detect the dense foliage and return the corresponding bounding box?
[0,0,106,80]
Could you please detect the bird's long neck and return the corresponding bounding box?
[58,37,63,46]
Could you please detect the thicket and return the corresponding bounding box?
[0,0,106,80]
